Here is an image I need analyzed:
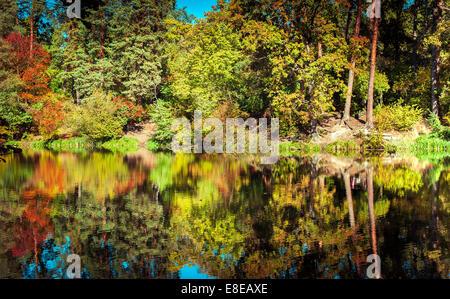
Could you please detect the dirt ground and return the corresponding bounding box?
[312,112,431,145]
[124,121,157,148]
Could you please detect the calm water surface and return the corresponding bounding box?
[0,150,448,279]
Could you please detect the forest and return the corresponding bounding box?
[0,0,449,154]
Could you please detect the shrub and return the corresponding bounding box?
[112,97,147,129]
[0,95,33,138]
[147,140,160,152]
[362,130,386,151]
[29,93,66,140]
[67,90,125,140]
[147,100,176,151]
[412,135,450,151]
[428,112,450,141]
[374,103,423,132]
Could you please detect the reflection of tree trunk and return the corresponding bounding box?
[367,167,381,279]
[34,232,39,279]
[344,172,355,229]
[309,164,317,219]
[319,175,325,202]
[430,181,439,250]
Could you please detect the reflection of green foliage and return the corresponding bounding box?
[0,152,449,279]
[35,137,97,153]
[375,165,423,195]
[0,155,33,194]
[357,199,391,223]
[102,137,139,153]
[279,142,320,156]
[150,153,174,192]
[325,141,358,156]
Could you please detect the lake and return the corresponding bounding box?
[0,150,448,279]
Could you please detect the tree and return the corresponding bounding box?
[342,0,362,125]
[5,33,51,104]
[108,0,176,102]
[366,0,381,128]
[0,0,19,37]
[431,0,444,117]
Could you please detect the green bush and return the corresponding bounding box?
[147,140,160,152]
[374,103,423,132]
[362,130,386,151]
[147,100,176,151]
[67,90,125,140]
[412,135,450,151]
[428,112,450,140]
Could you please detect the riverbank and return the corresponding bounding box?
[2,114,449,157]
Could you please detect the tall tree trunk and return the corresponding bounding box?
[344,1,354,42]
[366,8,380,128]
[99,10,106,59]
[431,0,442,117]
[30,1,33,59]
[342,0,362,125]
[317,41,323,58]
[412,0,419,73]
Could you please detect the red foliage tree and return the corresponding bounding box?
[112,97,147,126]
[29,94,65,139]
[4,33,51,104]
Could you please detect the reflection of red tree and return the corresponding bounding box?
[10,157,65,260]
[114,171,146,195]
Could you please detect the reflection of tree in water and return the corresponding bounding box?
[0,151,448,279]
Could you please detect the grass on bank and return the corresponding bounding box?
[30,137,140,154]
[102,137,139,153]
[279,141,320,156]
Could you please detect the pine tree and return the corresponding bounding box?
[108,0,175,103]
[0,0,19,37]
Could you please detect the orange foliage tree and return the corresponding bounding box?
[29,94,66,139]
[5,33,51,103]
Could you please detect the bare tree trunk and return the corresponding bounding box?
[342,0,362,125]
[431,0,442,117]
[317,41,323,59]
[366,14,380,128]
